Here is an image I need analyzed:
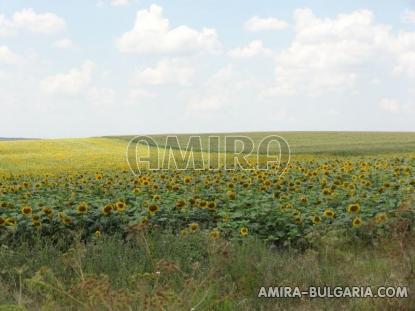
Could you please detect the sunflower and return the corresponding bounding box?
[180,228,188,237]
[207,201,216,210]
[77,202,88,214]
[240,227,249,237]
[21,205,32,215]
[133,188,141,193]
[322,188,332,195]
[352,217,363,227]
[5,218,16,226]
[95,230,101,237]
[312,215,321,225]
[32,220,41,228]
[293,215,302,224]
[63,216,72,225]
[153,194,161,201]
[148,204,160,215]
[347,203,360,214]
[102,203,113,215]
[42,207,53,216]
[209,228,221,240]
[95,174,103,180]
[189,223,199,232]
[115,201,126,212]
[176,199,186,208]
[0,216,5,226]
[227,191,236,200]
[375,213,388,223]
[183,176,192,184]
[323,209,335,218]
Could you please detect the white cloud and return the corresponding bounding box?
[228,40,272,58]
[244,16,288,32]
[12,8,65,34]
[402,10,415,24]
[0,14,15,36]
[380,98,401,113]
[0,46,20,64]
[0,9,65,36]
[53,38,77,50]
[133,59,194,86]
[270,8,393,96]
[111,0,131,6]
[40,61,95,96]
[117,4,220,54]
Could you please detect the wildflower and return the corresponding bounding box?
[240,227,249,237]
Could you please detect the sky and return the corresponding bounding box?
[1,0,415,138]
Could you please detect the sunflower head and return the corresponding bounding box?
[115,201,126,211]
[312,215,321,225]
[0,216,5,226]
[42,207,53,216]
[148,204,159,215]
[189,222,199,232]
[352,217,363,227]
[347,203,361,214]
[21,205,32,215]
[207,201,216,210]
[176,199,186,208]
[240,227,249,237]
[95,230,101,237]
[183,176,192,184]
[209,229,221,240]
[227,191,236,200]
[323,209,335,218]
[102,203,113,215]
[77,202,88,214]
[5,217,16,226]
[375,213,387,223]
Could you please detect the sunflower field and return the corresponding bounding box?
[1,141,414,247]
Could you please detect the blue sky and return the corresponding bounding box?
[1,0,415,138]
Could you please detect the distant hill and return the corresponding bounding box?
[0,138,39,141]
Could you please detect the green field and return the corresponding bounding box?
[0,132,414,310]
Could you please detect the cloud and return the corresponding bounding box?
[0,14,15,36]
[111,0,131,6]
[117,4,220,54]
[0,9,65,36]
[270,8,395,96]
[133,59,194,86]
[40,61,95,96]
[402,10,415,24]
[0,46,20,64]
[379,98,401,113]
[244,16,288,32]
[53,38,78,50]
[228,40,272,58]
[87,87,116,107]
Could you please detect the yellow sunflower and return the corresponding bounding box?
[148,204,160,215]
[347,203,361,214]
[209,228,221,240]
[21,205,32,215]
[240,227,249,237]
[76,202,88,214]
[312,215,321,225]
[352,217,363,227]
[375,213,388,223]
[0,216,5,226]
[115,201,126,212]
[189,223,199,232]
[102,203,113,215]
[323,209,335,218]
